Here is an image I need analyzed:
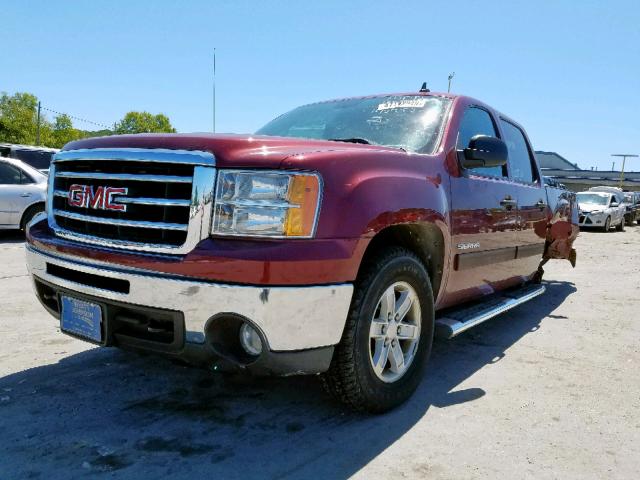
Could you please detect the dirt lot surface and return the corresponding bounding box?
[0,228,639,479]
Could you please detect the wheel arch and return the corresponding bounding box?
[20,201,45,229]
[357,223,446,302]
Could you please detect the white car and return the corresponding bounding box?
[576,191,626,232]
[0,157,48,230]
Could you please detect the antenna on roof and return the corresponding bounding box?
[419,82,430,93]
[448,72,455,92]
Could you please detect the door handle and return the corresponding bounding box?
[20,193,32,197]
[500,196,517,210]
[536,200,547,210]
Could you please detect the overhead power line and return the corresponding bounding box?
[41,106,113,130]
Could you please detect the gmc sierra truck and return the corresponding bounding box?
[25,90,578,412]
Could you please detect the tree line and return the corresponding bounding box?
[0,91,176,149]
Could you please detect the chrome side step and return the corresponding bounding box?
[435,284,546,339]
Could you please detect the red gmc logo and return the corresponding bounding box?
[67,184,128,212]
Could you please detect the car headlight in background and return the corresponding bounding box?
[211,170,322,238]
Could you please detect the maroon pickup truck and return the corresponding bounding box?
[25,90,578,412]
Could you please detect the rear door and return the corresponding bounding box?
[499,120,578,265]
[446,106,522,304]
[0,161,24,226]
[498,119,548,274]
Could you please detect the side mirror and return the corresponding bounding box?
[610,202,619,207]
[460,135,508,169]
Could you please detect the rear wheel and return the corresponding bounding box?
[20,204,44,231]
[321,248,434,413]
[617,217,625,232]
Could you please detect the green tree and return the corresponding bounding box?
[114,111,176,134]
[51,114,84,148]
[0,92,40,144]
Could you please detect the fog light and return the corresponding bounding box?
[239,323,263,356]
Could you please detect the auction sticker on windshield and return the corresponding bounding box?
[377,98,428,111]
[60,296,103,342]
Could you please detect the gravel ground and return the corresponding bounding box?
[0,228,639,479]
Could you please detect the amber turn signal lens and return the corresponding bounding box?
[284,174,320,237]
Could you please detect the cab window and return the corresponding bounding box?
[500,120,537,184]
[457,107,505,178]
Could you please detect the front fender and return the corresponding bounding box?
[313,163,449,239]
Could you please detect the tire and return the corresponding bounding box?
[602,216,611,232]
[617,217,625,232]
[20,204,44,231]
[321,247,434,413]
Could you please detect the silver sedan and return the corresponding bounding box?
[0,157,48,230]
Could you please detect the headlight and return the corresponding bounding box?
[211,170,322,238]
[589,210,603,215]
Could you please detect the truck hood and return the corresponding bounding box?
[63,133,401,169]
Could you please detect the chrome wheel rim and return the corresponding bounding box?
[368,281,421,383]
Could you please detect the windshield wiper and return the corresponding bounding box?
[328,137,372,145]
[328,137,407,152]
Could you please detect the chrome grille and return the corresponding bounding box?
[48,148,216,254]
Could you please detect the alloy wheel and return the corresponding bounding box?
[368,281,421,383]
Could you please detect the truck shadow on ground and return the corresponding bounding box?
[0,230,25,244]
[0,280,576,480]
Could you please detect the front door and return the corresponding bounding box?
[445,106,521,307]
[610,195,624,225]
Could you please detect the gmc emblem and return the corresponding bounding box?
[67,184,128,212]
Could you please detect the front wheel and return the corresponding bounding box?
[602,216,611,232]
[321,248,434,413]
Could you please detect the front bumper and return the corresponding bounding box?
[578,212,606,227]
[26,245,353,374]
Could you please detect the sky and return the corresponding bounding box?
[2,0,639,171]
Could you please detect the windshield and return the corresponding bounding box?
[577,193,609,206]
[256,95,451,153]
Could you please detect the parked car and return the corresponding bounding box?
[0,143,59,172]
[621,191,640,225]
[25,90,578,412]
[543,177,567,189]
[576,190,626,231]
[0,156,48,230]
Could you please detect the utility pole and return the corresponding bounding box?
[213,48,216,133]
[611,154,639,189]
[35,101,41,145]
[448,72,455,93]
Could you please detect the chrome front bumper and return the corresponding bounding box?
[25,246,353,352]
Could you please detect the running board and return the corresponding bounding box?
[435,284,546,339]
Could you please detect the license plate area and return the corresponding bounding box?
[60,295,103,343]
